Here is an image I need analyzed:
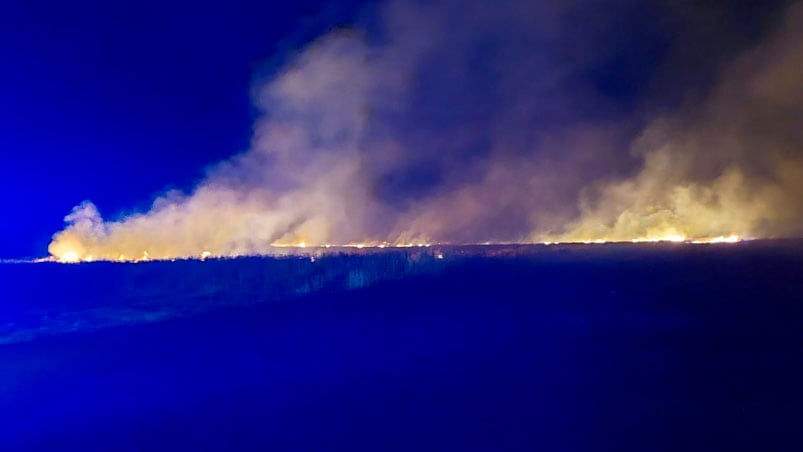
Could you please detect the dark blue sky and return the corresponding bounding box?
[0,0,367,257]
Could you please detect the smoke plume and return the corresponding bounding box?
[49,0,803,261]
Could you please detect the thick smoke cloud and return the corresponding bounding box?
[49,0,803,261]
[549,1,803,242]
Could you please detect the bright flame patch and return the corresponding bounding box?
[59,251,81,263]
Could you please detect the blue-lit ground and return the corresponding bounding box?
[2,242,802,450]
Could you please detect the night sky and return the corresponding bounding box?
[2,0,800,259]
[1,0,367,257]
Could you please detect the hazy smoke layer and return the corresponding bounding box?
[50,0,803,260]
[547,1,803,242]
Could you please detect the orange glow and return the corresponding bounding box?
[45,235,747,263]
[692,234,741,244]
[537,234,744,246]
[59,251,80,264]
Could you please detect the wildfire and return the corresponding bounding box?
[540,234,743,246]
[633,234,687,243]
[269,240,432,249]
[692,234,741,244]
[59,251,81,263]
[46,235,745,264]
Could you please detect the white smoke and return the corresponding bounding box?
[49,0,803,261]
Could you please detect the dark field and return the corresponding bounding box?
[1,241,802,450]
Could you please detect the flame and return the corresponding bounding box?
[59,251,80,263]
[538,233,743,245]
[267,240,433,250]
[692,234,741,244]
[45,234,744,264]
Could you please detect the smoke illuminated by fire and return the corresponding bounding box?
[48,0,803,263]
